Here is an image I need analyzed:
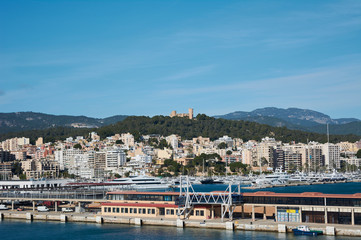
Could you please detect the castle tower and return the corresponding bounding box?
[170,110,177,117]
[188,108,193,119]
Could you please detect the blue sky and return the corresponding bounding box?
[1,0,360,119]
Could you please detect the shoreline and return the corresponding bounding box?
[1,211,361,237]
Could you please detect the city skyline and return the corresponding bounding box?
[1,0,361,119]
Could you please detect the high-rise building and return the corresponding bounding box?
[322,143,341,169]
[106,149,126,170]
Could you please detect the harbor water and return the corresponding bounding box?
[177,182,361,194]
[0,219,355,240]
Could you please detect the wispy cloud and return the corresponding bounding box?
[162,65,215,81]
[165,0,361,50]
[159,63,361,97]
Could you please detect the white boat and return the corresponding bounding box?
[110,175,171,190]
[0,204,8,210]
[255,168,290,185]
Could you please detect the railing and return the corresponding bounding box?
[0,189,107,200]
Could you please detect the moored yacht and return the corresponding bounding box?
[255,168,290,185]
[110,175,171,190]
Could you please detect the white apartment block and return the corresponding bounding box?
[105,149,126,170]
[256,138,278,165]
[1,137,30,151]
[54,148,83,170]
[322,143,341,169]
[341,157,361,168]
[214,136,234,148]
[68,153,94,179]
[166,134,179,150]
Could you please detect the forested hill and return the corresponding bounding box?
[96,115,359,143]
[2,115,358,144]
[0,112,128,134]
[214,107,361,136]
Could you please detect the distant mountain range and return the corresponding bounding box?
[214,107,361,136]
[1,108,360,137]
[0,112,128,134]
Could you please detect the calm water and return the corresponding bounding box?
[184,182,361,194]
[0,219,355,240]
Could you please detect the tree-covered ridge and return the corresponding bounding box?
[96,115,359,143]
[0,111,128,134]
[0,114,359,144]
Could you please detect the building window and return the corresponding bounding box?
[148,209,151,214]
[152,209,155,214]
[121,208,124,213]
[166,209,170,215]
[164,196,172,201]
[143,208,146,214]
[196,210,200,216]
[113,207,116,213]
[134,208,137,214]
[104,207,107,213]
[130,208,133,213]
[125,208,128,213]
[117,208,120,213]
[108,207,111,213]
[200,210,204,216]
[171,209,174,215]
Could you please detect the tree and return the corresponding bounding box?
[19,174,27,180]
[73,143,82,149]
[115,140,123,144]
[11,161,23,176]
[214,162,225,174]
[357,149,361,158]
[218,142,227,149]
[158,139,169,149]
[229,162,248,174]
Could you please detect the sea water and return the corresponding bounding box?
[0,219,354,240]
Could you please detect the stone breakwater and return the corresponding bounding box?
[1,211,361,237]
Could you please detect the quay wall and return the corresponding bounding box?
[1,212,361,237]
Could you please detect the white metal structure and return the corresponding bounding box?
[177,176,242,221]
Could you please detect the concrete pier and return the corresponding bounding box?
[225,222,234,231]
[26,213,33,221]
[60,215,67,222]
[135,218,142,226]
[176,219,184,228]
[326,226,335,236]
[96,216,103,224]
[278,224,286,233]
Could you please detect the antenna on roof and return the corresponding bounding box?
[327,123,330,143]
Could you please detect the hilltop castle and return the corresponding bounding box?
[170,108,193,120]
